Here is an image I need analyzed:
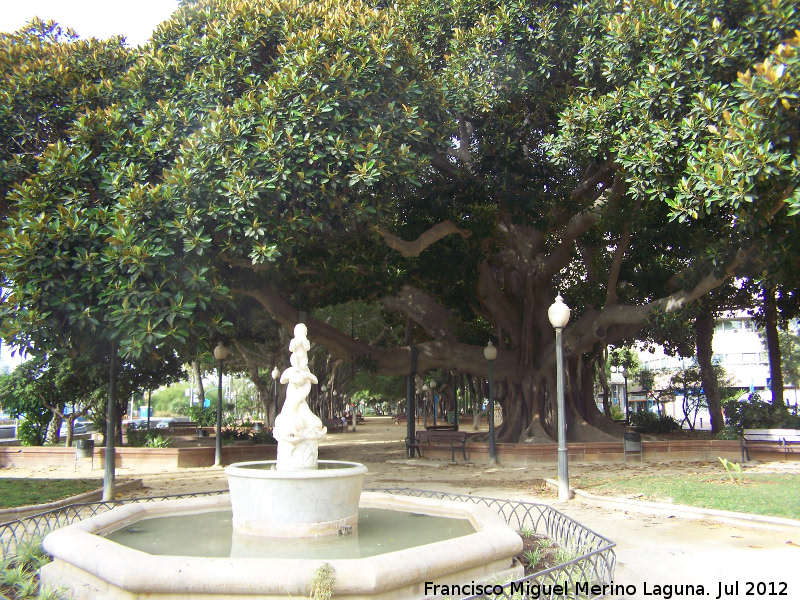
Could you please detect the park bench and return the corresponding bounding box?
[425,424,458,432]
[406,430,468,461]
[323,418,345,433]
[392,414,408,425]
[741,428,800,461]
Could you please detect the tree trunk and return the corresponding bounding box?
[763,284,785,409]
[695,311,724,432]
[46,409,63,445]
[192,360,205,406]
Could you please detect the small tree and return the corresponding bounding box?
[666,362,733,430]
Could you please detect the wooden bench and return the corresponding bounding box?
[425,424,458,432]
[741,428,800,461]
[323,419,345,433]
[406,430,468,461]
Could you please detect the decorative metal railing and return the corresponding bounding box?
[0,490,228,556]
[2,488,615,599]
[368,489,617,600]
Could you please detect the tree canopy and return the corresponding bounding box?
[1,0,798,443]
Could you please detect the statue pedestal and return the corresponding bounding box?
[225,460,368,537]
[273,433,324,471]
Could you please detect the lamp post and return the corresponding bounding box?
[422,385,429,428]
[548,294,571,501]
[271,366,280,426]
[213,342,230,467]
[321,385,327,420]
[622,365,630,425]
[430,379,437,427]
[484,341,498,465]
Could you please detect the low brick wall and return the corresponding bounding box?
[0,444,277,469]
[419,439,743,465]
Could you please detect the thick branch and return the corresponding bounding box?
[476,261,522,347]
[374,220,471,258]
[430,153,461,177]
[226,258,318,275]
[238,285,512,378]
[604,223,631,307]
[382,285,459,341]
[570,159,618,200]
[542,195,606,278]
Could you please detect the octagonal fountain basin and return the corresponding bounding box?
[225,460,367,537]
[40,492,523,600]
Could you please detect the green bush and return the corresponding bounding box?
[629,411,681,434]
[144,434,172,448]
[716,426,740,440]
[126,425,173,448]
[251,431,277,445]
[723,394,800,433]
[609,405,625,421]
[188,405,216,427]
[221,427,251,441]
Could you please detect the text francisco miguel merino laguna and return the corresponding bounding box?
[423,579,788,598]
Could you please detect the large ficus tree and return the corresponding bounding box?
[2,0,798,444]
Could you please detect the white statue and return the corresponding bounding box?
[272,323,326,470]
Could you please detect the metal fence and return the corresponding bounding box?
[2,488,615,599]
[368,489,617,600]
[0,490,228,556]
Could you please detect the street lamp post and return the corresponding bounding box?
[484,341,498,465]
[271,367,280,427]
[430,380,437,427]
[622,366,630,425]
[422,385,429,428]
[213,342,230,467]
[548,294,571,501]
[321,385,327,420]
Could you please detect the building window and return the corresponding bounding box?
[743,353,757,364]
[726,353,742,364]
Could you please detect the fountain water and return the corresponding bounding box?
[40,324,523,599]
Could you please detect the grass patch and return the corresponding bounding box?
[0,479,101,509]
[572,472,800,520]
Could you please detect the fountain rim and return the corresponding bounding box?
[41,492,523,598]
[224,459,367,480]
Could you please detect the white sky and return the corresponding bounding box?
[0,0,181,47]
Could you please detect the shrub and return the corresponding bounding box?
[609,405,625,421]
[251,431,277,445]
[221,427,250,441]
[629,411,681,434]
[188,405,216,427]
[126,425,173,448]
[144,434,173,448]
[716,426,740,440]
[125,424,149,447]
[723,393,800,433]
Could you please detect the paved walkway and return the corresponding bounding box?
[4,416,798,599]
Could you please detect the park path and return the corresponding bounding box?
[4,416,798,599]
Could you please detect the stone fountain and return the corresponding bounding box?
[40,324,523,599]
[225,323,368,537]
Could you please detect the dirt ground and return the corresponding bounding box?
[4,417,800,600]
[4,415,796,500]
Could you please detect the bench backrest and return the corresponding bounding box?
[743,428,800,442]
[416,430,467,441]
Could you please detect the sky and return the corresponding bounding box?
[1,1,183,370]
[0,0,181,47]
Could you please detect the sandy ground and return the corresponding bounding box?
[4,416,800,599]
